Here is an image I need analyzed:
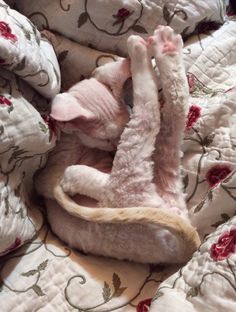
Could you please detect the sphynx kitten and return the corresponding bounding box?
[59,26,188,212]
[35,26,190,262]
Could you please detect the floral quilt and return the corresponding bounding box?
[0,1,236,311]
[0,0,59,256]
[7,0,225,55]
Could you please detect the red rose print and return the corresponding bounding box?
[43,115,57,136]
[2,237,21,255]
[206,165,232,188]
[113,8,133,25]
[185,105,201,130]
[137,298,152,312]
[0,21,17,42]
[210,228,236,261]
[0,95,12,106]
[117,8,131,18]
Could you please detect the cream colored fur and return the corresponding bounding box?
[35,27,200,263]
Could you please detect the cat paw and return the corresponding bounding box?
[148,26,183,58]
[127,35,147,59]
[60,166,77,196]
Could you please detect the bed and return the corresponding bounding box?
[0,1,235,311]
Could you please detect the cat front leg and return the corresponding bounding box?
[61,165,109,202]
[148,26,189,213]
[101,35,164,208]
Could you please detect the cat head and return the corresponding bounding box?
[50,78,129,151]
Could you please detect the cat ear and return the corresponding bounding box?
[50,93,95,121]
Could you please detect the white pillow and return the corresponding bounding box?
[9,0,225,55]
[42,30,121,90]
[0,0,59,255]
[0,0,60,98]
[0,69,56,256]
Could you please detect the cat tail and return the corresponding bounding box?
[53,183,200,254]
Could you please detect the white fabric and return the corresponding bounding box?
[150,216,236,312]
[0,0,58,254]
[0,0,60,98]
[151,19,236,312]
[1,2,236,311]
[183,20,236,238]
[0,68,56,255]
[9,0,225,55]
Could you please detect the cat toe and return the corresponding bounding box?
[127,35,147,58]
[155,26,174,41]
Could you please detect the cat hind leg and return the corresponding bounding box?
[101,35,164,208]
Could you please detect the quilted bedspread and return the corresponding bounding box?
[0,1,236,311]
